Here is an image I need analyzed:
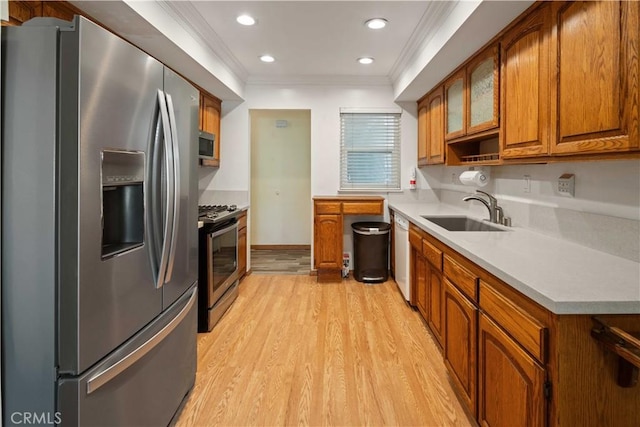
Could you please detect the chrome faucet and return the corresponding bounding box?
[463,190,509,225]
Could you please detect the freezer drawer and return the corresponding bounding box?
[58,286,197,426]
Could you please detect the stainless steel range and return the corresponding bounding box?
[199,204,238,223]
[198,205,240,331]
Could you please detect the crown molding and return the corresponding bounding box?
[388,1,458,84]
[246,74,392,87]
[158,1,249,83]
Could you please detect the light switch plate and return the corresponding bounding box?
[558,173,575,197]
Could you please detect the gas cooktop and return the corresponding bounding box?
[198,204,238,223]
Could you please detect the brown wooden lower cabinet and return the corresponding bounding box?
[314,213,342,271]
[479,313,545,427]
[237,212,247,280]
[427,264,444,346]
[313,196,384,281]
[409,223,444,348]
[401,216,640,427]
[414,251,428,319]
[444,278,478,417]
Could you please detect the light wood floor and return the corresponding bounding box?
[176,274,474,426]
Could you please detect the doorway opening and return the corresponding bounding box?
[250,109,311,274]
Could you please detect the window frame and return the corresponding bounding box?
[339,108,402,191]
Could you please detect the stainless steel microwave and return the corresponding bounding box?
[198,131,215,160]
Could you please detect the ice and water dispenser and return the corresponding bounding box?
[101,150,145,259]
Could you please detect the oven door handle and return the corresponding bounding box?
[211,221,238,239]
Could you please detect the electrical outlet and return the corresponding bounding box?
[523,175,531,193]
[451,173,457,184]
[558,173,575,197]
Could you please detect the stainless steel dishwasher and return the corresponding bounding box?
[393,214,410,302]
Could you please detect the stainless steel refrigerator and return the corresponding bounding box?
[2,16,199,426]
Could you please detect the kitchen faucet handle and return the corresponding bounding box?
[475,190,497,203]
[495,206,504,224]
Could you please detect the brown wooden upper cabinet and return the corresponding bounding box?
[444,69,467,140]
[418,86,446,165]
[417,99,428,166]
[503,0,639,159]
[3,1,80,26]
[418,0,639,165]
[444,45,499,142]
[3,1,40,25]
[199,93,221,167]
[466,45,500,135]
[427,86,446,164]
[549,0,639,155]
[501,2,552,159]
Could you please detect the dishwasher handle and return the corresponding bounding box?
[395,214,409,231]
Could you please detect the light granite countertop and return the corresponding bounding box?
[389,201,640,315]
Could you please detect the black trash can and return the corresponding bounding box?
[352,221,391,283]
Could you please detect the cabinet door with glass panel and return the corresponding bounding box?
[466,44,499,135]
[444,69,467,140]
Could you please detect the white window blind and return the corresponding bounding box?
[340,111,401,190]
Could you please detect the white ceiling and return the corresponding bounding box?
[72,1,535,102]
[168,1,447,84]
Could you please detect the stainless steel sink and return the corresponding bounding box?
[421,216,509,232]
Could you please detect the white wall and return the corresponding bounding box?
[417,159,640,261]
[420,160,640,221]
[203,83,418,196]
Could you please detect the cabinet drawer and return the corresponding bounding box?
[422,239,443,271]
[237,212,247,230]
[315,202,341,214]
[342,201,383,215]
[444,255,478,301]
[479,281,547,363]
[409,225,424,250]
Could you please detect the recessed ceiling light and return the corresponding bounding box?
[365,18,387,29]
[237,14,256,26]
[260,55,275,63]
[358,57,374,65]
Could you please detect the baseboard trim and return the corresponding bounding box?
[251,244,311,250]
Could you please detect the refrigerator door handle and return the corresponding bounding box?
[85,287,197,395]
[152,89,175,289]
[163,93,180,283]
[147,97,164,281]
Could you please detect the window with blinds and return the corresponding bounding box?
[340,111,401,190]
